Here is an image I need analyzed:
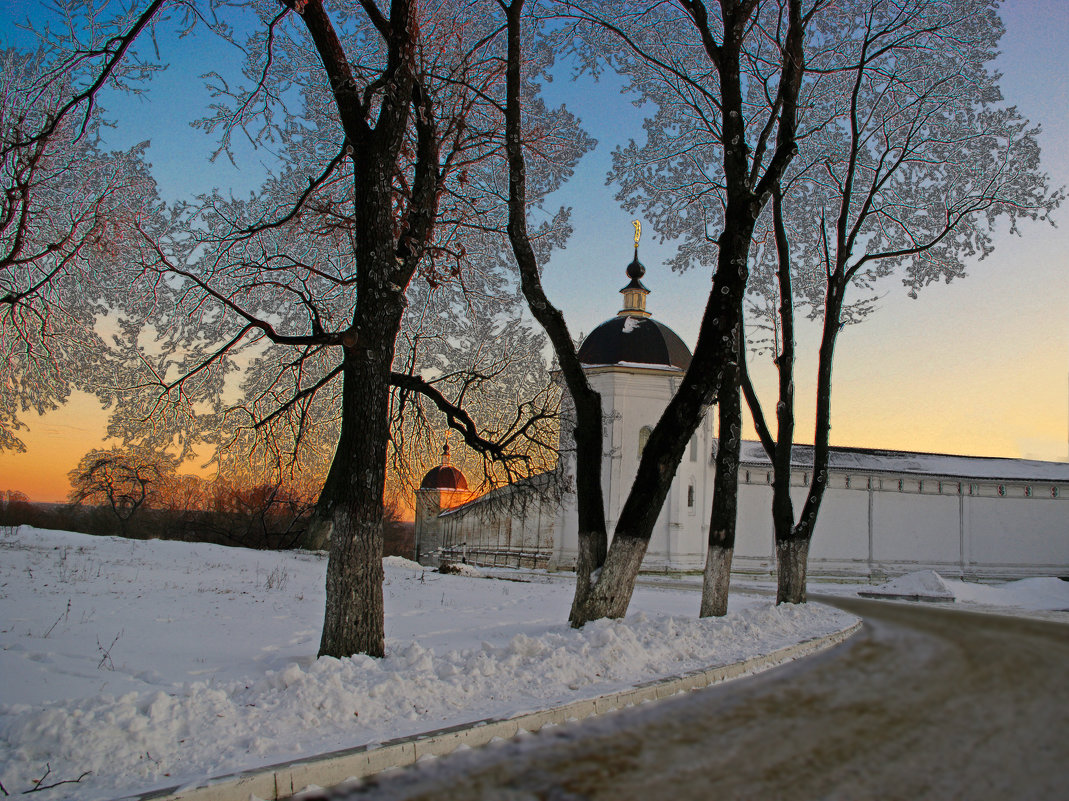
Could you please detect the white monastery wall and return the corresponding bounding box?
[730,471,1068,579]
[872,490,960,566]
[426,442,1068,581]
[967,493,1067,570]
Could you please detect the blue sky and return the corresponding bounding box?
[1,0,1067,500]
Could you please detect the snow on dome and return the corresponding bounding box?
[578,316,692,370]
[576,230,692,369]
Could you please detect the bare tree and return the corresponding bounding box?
[68,447,177,537]
[119,0,588,657]
[0,1,176,452]
[501,0,811,625]
[739,0,1061,603]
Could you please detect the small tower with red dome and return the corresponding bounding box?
[414,443,470,564]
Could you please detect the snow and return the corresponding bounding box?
[809,570,1069,616]
[739,440,1069,482]
[0,526,856,801]
[436,561,484,577]
[621,316,640,333]
[946,576,1069,611]
[858,570,955,601]
[579,361,683,372]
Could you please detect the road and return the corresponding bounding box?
[331,597,1069,800]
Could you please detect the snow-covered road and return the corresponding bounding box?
[333,597,1069,800]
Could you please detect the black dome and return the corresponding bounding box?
[420,464,468,490]
[578,316,692,370]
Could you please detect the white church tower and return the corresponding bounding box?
[552,225,714,571]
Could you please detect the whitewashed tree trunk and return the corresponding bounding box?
[700,546,734,617]
[776,538,809,604]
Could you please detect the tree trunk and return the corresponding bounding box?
[502,0,805,628]
[565,378,609,626]
[499,1,608,625]
[568,534,649,623]
[701,546,734,617]
[568,0,808,626]
[777,286,843,604]
[300,516,332,551]
[769,188,797,551]
[568,521,607,624]
[307,0,418,656]
[776,537,809,604]
[317,308,399,658]
[701,306,742,618]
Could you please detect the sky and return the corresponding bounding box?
[1,0,1067,503]
[5,525,1068,798]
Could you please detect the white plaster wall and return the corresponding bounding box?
[553,488,579,567]
[734,483,775,566]
[872,491,961,564]
[809,488,870,562]
[590,368,682,569]
[966,497,1069,567]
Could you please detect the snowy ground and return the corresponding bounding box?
[2,528,1065,801]
[0,526,855,801]
[804,569,1069,622]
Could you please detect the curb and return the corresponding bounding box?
[133,620,861,801]
[857,591,954,603]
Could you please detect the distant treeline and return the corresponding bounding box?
[0,487,414,557]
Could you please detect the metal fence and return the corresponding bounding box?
[438,545,552,570]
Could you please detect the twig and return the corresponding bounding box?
[97,629,123,670]
[42,612,64,639]
[23,762,92,793]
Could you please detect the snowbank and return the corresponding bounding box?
[0,526,854,801]
[859,570,955,602]
[854,569,1069,611]
[944,575,1069,611]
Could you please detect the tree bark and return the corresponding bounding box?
[317,309,400,658]
[701,546,734,617]
[568,534,649,621]
[776,537,809,604]
[502,0,806,627]
[568,0,807,626]
[769,189,797,549]
[569,208,755,627]
[701,304,742,618]
[294,0,427,658]
[777,285,842,604]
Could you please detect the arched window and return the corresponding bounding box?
[687,484,695,508]
[638,426,653,458]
